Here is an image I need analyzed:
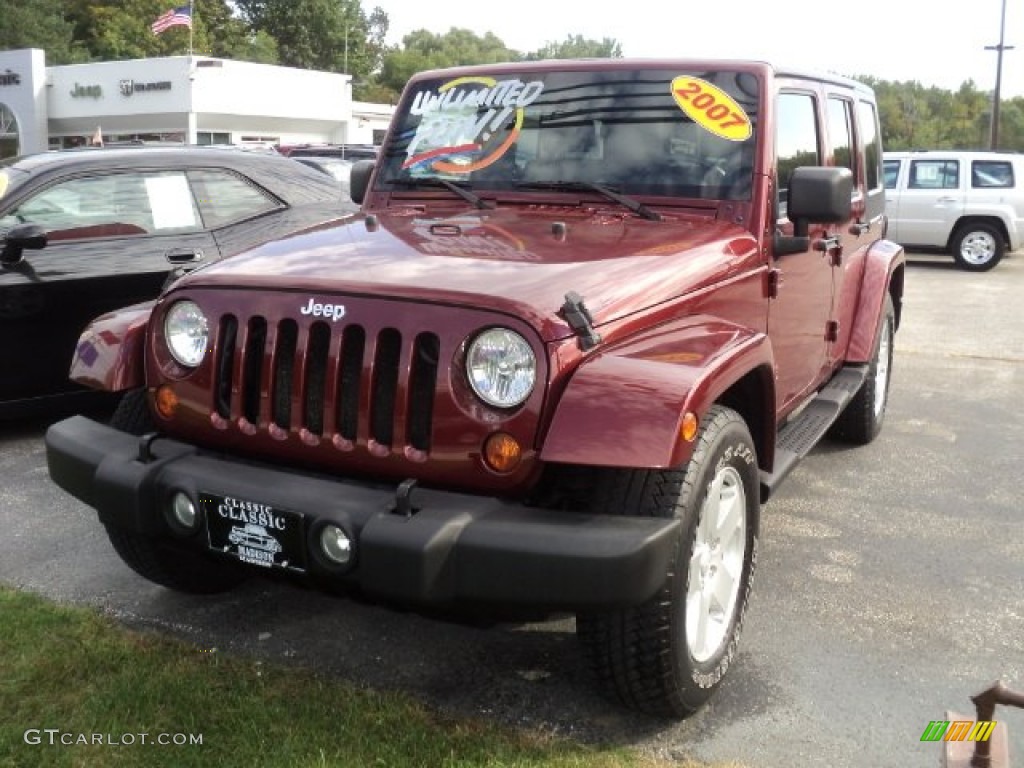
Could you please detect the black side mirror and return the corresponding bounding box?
[1,223,48,267]
[350,159,375,206]
[773,167,854,257]
[787,167,853,235]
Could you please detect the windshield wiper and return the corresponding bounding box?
[515,181,662,221]
[389,177,494,209]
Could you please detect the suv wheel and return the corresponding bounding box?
[109,388,156,435]
[105,525,247,594]
[830,295,895,444]
[951,223,1004,271]
[105,388,247,594]
[577,405,759,717]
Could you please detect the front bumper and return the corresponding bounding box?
[45,416,681,611]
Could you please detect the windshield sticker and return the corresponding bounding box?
[670,77,752,142]
[403,76,545,174]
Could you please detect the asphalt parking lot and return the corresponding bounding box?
[1,248,1022,767]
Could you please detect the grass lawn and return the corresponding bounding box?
[0,586,728,768]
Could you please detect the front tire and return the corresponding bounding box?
[105,526,247,594]
[577,405,759,717]
[109,388,156,435]
[951,223,1004,271]
[105,388,246,594]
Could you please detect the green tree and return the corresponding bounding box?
[526,34,622,60]
[0,0,89,64]
[376,27,519,96]
[233,0,383,81]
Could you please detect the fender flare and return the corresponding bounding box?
[69,301,153,392]
[846,238,905,363]
[540,316,775,470]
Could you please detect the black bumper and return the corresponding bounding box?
[45,416,681,611]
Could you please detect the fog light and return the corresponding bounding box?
[320,524,352,565]
[171,492,197,530]
[483,432,522,473]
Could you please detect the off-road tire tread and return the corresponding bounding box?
[105,525,246,595]
[831,295,895,445]
[577,405,753,717]
[109,388,156,436]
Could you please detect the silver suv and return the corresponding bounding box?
[883,150,1023,271]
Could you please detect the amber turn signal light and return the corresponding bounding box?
[681,411,699,442]
[154,385,178,420]
[483,432,522,473]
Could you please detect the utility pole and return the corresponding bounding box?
[985,0,1015,149]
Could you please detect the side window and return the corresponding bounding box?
[826,97,855,177]
[971,160,1014,188]
[189,169,282,229]
[776,92,820,219]
[883,160,901,189]
[857,100,881,192]
[909,160,959,189]
[2,172,200,241]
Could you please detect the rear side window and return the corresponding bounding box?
[826,97,855,177]
[776,92,821,218]
[857,100,881,192]
[971,161,1014,188]
[909,160,959,190]
[189,169,281,229]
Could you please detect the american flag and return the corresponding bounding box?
[151,5,192,35]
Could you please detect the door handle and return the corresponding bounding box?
[936,196,958,203]
[165,248,204,264]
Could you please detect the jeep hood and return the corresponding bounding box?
[180,207,758,341]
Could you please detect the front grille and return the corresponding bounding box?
[213,315,440,453]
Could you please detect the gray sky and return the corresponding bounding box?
[380,0,1023,98]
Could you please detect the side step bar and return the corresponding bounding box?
[759,364,868,501]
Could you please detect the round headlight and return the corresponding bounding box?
[466,328,537,408]
[164,300,209,368]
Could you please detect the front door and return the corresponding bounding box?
[767,88,834,416]
[0,169,218,403]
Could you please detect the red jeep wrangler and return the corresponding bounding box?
[46,59,904,717]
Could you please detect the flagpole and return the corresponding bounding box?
[188,0,194,56]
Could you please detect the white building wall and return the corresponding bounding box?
[0,50,380,154]
[0,49,49,155]
[47,57,193,140]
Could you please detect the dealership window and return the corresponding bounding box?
[197,132,231,145]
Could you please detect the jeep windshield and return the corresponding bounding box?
[376,68,760,202]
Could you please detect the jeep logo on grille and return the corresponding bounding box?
[300,298,346,322]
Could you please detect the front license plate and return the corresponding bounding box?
[201,493,306,573]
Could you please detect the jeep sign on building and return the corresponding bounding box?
[0,48,392,156]
[47,58,905,717]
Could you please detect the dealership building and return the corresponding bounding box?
[0,48,393,157]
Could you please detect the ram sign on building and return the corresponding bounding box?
[0,48,393,157]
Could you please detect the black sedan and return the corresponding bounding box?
[0,146,355,418]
